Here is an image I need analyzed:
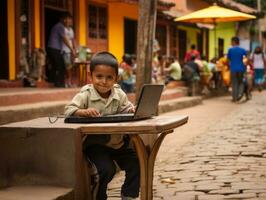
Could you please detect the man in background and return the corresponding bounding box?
[227,36,247,102]
[47,12,75,87]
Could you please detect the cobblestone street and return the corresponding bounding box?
[108,91,266,200]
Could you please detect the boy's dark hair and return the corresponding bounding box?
[231,36,239,44]
[90,52,119,75]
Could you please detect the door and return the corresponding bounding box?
[178,29,187,64]
[170,26,178,58]
[197,31,203,56]
[156,24,167,55]
[218,38,224,58]
[0,0,9,79]
[124,18,137,55]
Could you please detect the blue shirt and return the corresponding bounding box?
[47,22,65,50]
[227,46,247,72]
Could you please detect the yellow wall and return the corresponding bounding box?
[178,25,201,50]
[108,3,138,62]
[8,0,15,80]
[34,0,40,48]
[209,22,236,59]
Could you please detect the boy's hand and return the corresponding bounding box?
[128,105,136,113]
[75,108,101,117]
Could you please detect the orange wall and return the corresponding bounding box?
[108,3,138,62]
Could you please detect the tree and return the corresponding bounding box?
[135,0,157,100]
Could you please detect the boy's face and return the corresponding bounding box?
[91,65,118,98]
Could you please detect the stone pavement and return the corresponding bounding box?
[108,91,266,200]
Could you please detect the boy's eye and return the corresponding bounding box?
[107,76,114,80]
[96,75,103,79]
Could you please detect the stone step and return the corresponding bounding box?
[0,88,79,107]
[0,186,73,200]
[0,86,187,107]
[0,95,201,125]
[159,96,202,114]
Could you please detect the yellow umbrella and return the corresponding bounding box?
[175,4,256,57]
[175,4,256,23]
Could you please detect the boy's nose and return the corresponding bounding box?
[102,77,107,84]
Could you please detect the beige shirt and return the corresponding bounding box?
[64,84,134,149]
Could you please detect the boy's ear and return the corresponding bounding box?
[115,75,119,83]
[88,72,92,82]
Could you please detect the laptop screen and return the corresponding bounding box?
[134,84,164,119]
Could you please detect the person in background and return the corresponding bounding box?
[183,54,201,96]
[200,55,212,94]
[62,15,76,87]
[120,54,135,93]
[164,56,182,85]
[47,12,75,87]
[227,36,247,102]
[243,56,254,100]
[65,52,140,200]
[217,54,230,89]
[184,44,201,63]
[251,46,265,91]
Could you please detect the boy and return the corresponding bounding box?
[65,52,140,200]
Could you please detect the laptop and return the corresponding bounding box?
[64,84,164,123]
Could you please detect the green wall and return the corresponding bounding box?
[209,22,236,59]
[178,25,201,50]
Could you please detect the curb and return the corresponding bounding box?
[159,96,202,114]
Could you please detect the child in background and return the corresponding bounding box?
[65,52,140,200]
[251,46,265,91]
[243,57,254,100]
[120,54,135,93]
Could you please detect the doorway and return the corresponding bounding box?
[178,29,187,64]
[0,0,9,79]
[124,18,137,55]
[44,8,64,47]
[218,38,224,58]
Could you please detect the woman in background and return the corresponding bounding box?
[251,46,265,91]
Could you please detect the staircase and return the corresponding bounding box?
[0,82,202,125]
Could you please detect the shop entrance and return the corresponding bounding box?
[44,8,64,47]
[0,0,9,79]
[124,18,137,55]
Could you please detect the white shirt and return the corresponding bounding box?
[62,27,74,53]
[252,53,265,69]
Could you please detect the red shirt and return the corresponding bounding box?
[184,50,200,63]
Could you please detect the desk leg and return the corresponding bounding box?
[130,131,172,200]
[75,131,91,200]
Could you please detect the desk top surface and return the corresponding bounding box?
[1,115,188,134]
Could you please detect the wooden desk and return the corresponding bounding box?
[0,115,188,200]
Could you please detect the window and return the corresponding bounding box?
[45,0,69,8]
[88,4,107,39]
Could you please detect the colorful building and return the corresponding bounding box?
[0,0,257,83]
[0,0,174,82]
